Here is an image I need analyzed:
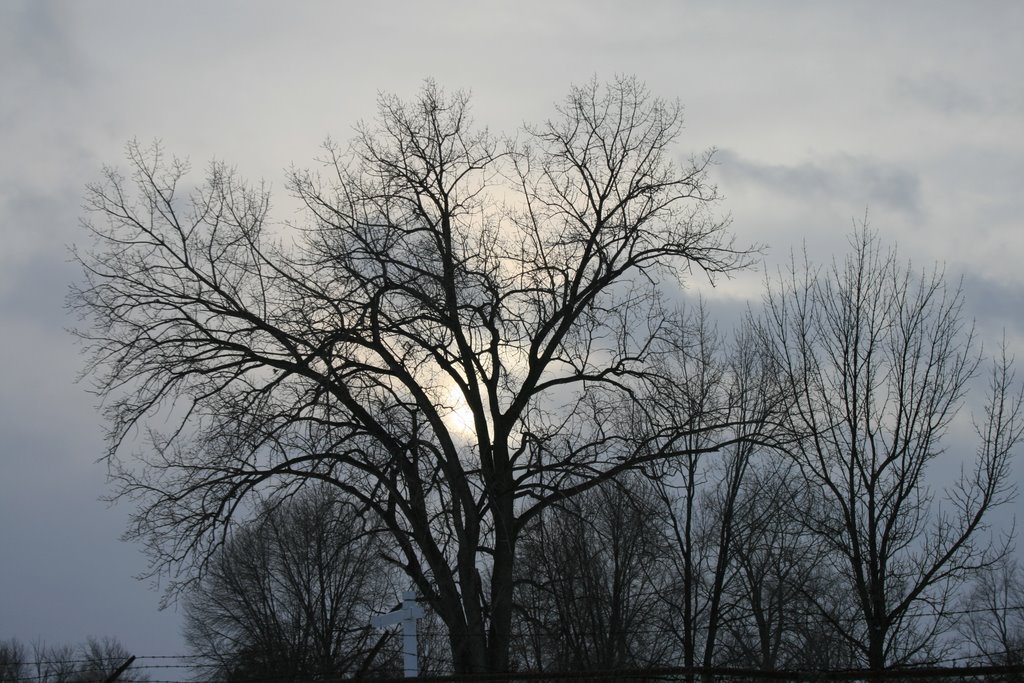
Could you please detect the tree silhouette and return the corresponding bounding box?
[758,230,1023,669]
[72,77,749,673]
[183,486,399,680]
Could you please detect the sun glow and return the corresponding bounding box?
[443,385,478,440]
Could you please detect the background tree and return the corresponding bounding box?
[959,557,1024,668]
[512,475,674,672]
[757,229,1023,669]
[31,642,78,683]
[183,485,399,681]
[0,639,25,683]
[73,77,748,673]
[0,638,146,683]
[718,458,857,670]
[643,310,778,674]
[72,637,146,683]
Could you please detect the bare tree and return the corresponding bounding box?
[183,485,399,681]
[72,637,145,683]
[16,638,145,683]
[512,475,675,672]
[72,77,748,673]
[0,639,26,683]
[959,557,1024,668]
[719,458,857,670]
[32,642,78,683]
[757,229,1023,669]
[646,307,725,675]
[644,310,779,675]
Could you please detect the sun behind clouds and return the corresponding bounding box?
[443,385,478,440]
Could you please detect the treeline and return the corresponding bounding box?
[0,637,144,683]
[174,467,1024,681]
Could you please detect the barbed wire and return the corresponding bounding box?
[5,599,1021,682]
[10,607,1024,670]
[9,649,1024,681]
[12,663,1024,683]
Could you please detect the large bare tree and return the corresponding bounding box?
[72,78,748,673]
[758,230,1023,669]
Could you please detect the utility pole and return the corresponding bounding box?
[371,591,425,677]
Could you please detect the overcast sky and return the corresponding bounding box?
[2,0,1022,667]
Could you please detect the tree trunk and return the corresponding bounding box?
[486,486,516,673]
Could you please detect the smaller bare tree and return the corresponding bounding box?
[32,642,78,683]
[960,557,1024,668]
[512,475,674,672]
[644,310,781,674]
[184,485,400,681]
[73,637,143,683]
[13,638,146,683]
[720,458,857,670]
[758,229,1024,669]
[0,639,26,683]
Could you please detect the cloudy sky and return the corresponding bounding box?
[2,0,1022,666]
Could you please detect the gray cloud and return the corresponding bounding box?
[895,75,990,116]
[0,1,84,85]
[0,1,89,137]
[961,273,1024,341]
[894,73,1024,116]
[715,149,923,217]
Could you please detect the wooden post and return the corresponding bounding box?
[103,656,135,683]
